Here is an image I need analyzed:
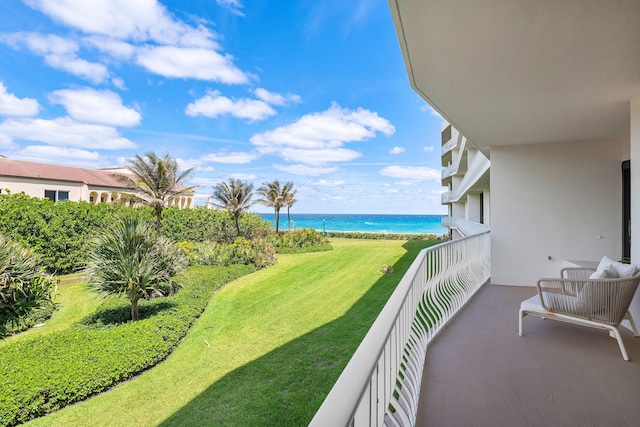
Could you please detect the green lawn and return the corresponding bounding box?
[25,238,435,427]
[0,276,100,348]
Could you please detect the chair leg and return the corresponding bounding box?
[607,325,630,361]
[625,311,640,338]
[519,309,525,336]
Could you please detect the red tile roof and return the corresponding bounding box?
[0,157,191,192]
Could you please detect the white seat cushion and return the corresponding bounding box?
[521,295,545,312]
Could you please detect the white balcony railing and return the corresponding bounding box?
[310,232,491,427]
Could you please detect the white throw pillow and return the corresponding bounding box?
[596,255,637,278]
[589,265,617,280]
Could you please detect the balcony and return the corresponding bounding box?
[441,191,453,204]
[441,216,489,237]
[416,284,640,426]
[310,232,640,426]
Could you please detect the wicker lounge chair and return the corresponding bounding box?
[519,267,640,361]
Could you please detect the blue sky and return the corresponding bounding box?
[0,0,445,214]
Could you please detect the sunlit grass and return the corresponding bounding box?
[25,238,437,427]
[0,276,100,348]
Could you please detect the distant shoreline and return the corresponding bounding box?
[257,213,448,235]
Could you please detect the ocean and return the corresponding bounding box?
[257,213,448,235]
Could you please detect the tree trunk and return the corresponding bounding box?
[275,208,280,233]
[130,295,139,321]
[287,206,291,231]
[155,206,162,233]
[235,214,241,237]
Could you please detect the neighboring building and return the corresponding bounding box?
[440,121,490,239]
[389,0,640,319]
[0,157,194,208]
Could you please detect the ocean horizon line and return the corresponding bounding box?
[256,213,448,235]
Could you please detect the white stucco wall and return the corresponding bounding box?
[0,177,85,201]
[491,138,627,286]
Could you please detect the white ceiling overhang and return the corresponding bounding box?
[389,0,640,149]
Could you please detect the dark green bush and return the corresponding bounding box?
[0,235,59,337]
[0,193,271,274]
[161,207,271,243]
[0,264,253,427]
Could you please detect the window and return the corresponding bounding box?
[44,190,70,202]
[44,190,57,202]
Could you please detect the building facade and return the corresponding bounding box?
[440,121,490,239]
[0,157,194,208]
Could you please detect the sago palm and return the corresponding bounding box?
[115,152,197,232]
[211,178,255,236]
[84,218,187,321]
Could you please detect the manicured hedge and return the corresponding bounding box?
[274,244,334,254]
[326,231,448,241]
[0,264,253,427]
[0,193,270,274]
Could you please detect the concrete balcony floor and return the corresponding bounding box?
[416,285,640,427]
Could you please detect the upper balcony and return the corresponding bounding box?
[441,216,489,237]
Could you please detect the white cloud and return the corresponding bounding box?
[112,77,126,90]
[0,82,40,117]
[389,146,405,154]
[3,32,109,83]
[379,165,440,181]
[0,117,136,149]
[186,90,274,121]
[254,88,301,106]
[48,88,141,127]
[277,147,361,165]
[202,151,258,164]
[9,145,103,167]
[25,0,217,48]
[84,36,135,60]
[216,0,245,16]
[420,103,442,117]
[136,46,248,83]
[228,173,257,180]
[424,145,435,152]
[309,179,346,187]
[189,177,221,187]
[175,158,213,172]
[273,164,339,176]
[250,103,394,166]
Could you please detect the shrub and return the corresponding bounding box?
[161,207,271,243]
[268,228,331,249]
[0,235,58,337]
[326,231,448,241]
[193,237,276,269]
[274,244,334,254]
[85,219,188,321]
[0,264,253,427]
[0,193,271,274]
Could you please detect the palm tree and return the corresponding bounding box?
[114,152,197,232]
[211,178,256,236]
[283,183,297,231]
[85,218,187,321]
[257,180,282,233]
